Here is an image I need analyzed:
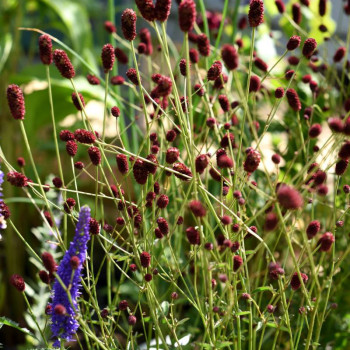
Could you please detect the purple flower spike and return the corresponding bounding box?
[50,206,91,347]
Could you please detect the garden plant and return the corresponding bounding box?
[1,0,350,348]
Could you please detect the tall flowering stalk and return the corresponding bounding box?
[50,206,91,347]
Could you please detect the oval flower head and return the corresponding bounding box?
[50,206,91,348]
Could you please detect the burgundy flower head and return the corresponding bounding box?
[338,141,350,160]
[302,38,317,59]
[207,60,222,81]
[111,106,120,118]
[87,74,100,85]
[66,140,78,157]
[60,130,75,141]
[111,75,125,85]
[139,29,152,56]
[39,35,53,65]
[286,88,301,111]
[248,0,264,27]
[221,44,239,70]
[333,47,346,63]
[275,0,285,14]
[244,149,261,173]
[140,251,151,268]
[157,194,169,209]
[287,35,301,51]
[197,34,210,57]
[155,0,172,22]
[218,95,230,112]
[166,147,180,164]
[17,157,26,167]
[292,3,301,24]
[101,43,115,72]
[317,232,334,251]
[157,217,169,235]
[173,162,193,181]
[275,87,285,98]
[42,252,57,274]
[53,49,75,79]
[7,171,28,187]
[116,154,129,174]
[254,57,268,72]
[126,68,139,85]
[309,123,322,138]
[7,84,25,120]
[233,255,243,271]
[10,274,25,292]
[178,0,196,32]
[52,177,63,188]
[104,20,116,33]
[186,226,200,245]
[277,185,303,210]
[179,59,189,76]
[133,159,149,185]
[88,146,101,166]
[249,75,261,93]
[135,0,155,22]
[74,129,96,144]
[114,47,128,64]
[189,48,199,63]
[121,9,137,41]
[89,218,100,235]
[189,200,206,217]
[335,159,349,176]
[71,92,85,111]
[290,272,308,290]
[195,154,209,174]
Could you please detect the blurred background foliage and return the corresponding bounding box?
[1,0,350,348]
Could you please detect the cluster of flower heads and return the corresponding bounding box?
[4,0,350,347]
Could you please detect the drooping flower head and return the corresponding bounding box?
[50,206,91,348]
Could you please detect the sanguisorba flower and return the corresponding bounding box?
[38,34,53,65]
[7,84,25,120]
[248,0,264,27]
[155,0,172,22]
[121,9,137,41]
[53,49,75,79]
[178,0,196,32]
[135,0,155,22]
[50,206,91,348]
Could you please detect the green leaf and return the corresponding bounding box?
[0,317,37,339]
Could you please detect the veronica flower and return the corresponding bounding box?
[50,206,91,347]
